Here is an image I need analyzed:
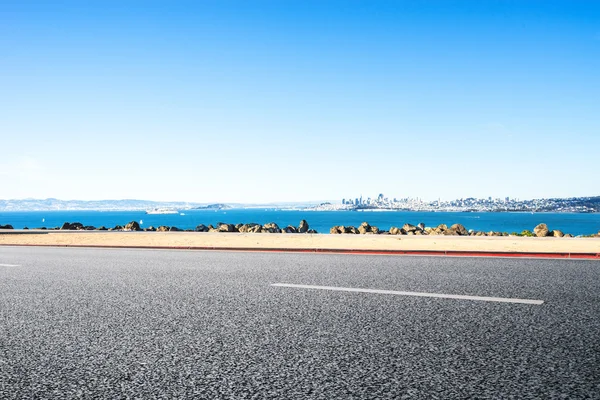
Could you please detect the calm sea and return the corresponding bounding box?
[1,209,599,236]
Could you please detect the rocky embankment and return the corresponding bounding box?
[0,220,317,234]
[1,221,599,238]
[330,222,600,238]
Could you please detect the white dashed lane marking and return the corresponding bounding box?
[271,283,544,305]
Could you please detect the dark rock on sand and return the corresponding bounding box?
[401,224,417,234]
[534,223,550,237]
[217,223,236,233]
[298,220,309,233]
[448,223,468,236]
[195,224,209,232]
[0,224,14,229]
[123,221,141,231]
[358,222,371,234]
[61,222,84,230]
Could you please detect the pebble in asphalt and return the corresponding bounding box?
[0,247,599,399]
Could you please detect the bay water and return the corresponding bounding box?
[1,209,599,236]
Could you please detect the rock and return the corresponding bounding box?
[284,226,297,233]
[298,220,309,233]
[262,222,281,233]
[0,224,14,229]
[358,222,371,234]
[235,223,244,230]
[417,223,426,231]
[217,223,236,233]
[307,229,317,234]
[60,222,84,230]
[330,226,342,234]
[156,226,170,232]
[123,221,141,231]
[169,226,180,232]
[248,224,262,233]
[23,227,28,230]
[564,233,574,238]
[144,226,156,232]
[195,224,209,232]
[401,223,417,234]
[552,230,564,238]
[97,226,107,231]
[533,223,550,237]
[370,226,380,234]
[84,226,96,230]
[389,227,401,235]
[347,226,359,234]
[449,223,468,236]
[407,231,415,235]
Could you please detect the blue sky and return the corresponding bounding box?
[1,0,598,202]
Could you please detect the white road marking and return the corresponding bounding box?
[271,283,544,305]
[0,263,20,267]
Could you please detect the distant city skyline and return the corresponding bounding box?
[2,1,599,202]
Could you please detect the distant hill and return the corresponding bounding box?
[0,198,206,211]
[192,203,232,210]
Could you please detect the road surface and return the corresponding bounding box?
[0,247,598,399]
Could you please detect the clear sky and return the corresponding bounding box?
[1,0,599,203]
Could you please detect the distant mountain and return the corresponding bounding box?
[0,198,328,211]
[192,203,232,210]
[0,198,206,211]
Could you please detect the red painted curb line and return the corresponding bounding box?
[1,243,599,259]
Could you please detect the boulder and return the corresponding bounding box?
[217,223,236,233]
[61,222,84,230]
[358,222,371,234]
[97,226,108,231]
[417,223,426,231]
[0,224,14,229]
[298,220,309,233]
[552,230,564,238]
[284,226,297,233]
[389,227,401,235]
[533,223,550,237]
[564,233,574,238]
[370,226,380,234]
[307,229,318,234]
[195,224,209,232]
[156,226,170,232]
[144,226,156,232]
[262,222,281,233]
[169,226,180,232]
[248,224,262,233]
[330,226,342,234]
[401,223,417,234]
[123,221,141,231]
[449,223,468,236]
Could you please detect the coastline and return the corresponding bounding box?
[1,231,598,258]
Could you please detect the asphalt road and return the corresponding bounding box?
[0,247,599,399]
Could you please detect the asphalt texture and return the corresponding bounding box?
[0,247,599,399]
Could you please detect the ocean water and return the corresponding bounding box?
[1,209,600,236]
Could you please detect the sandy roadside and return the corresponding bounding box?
[1,231,599,255]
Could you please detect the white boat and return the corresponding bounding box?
[145,208,179,215]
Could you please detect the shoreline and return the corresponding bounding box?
[1,231,598,259]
